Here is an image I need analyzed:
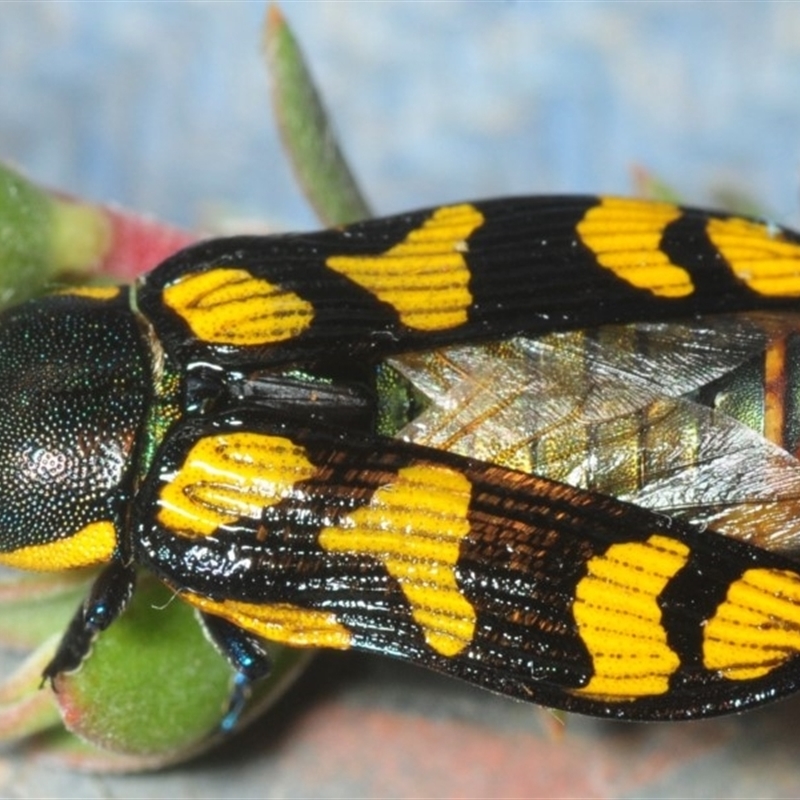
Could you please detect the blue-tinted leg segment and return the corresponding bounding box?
[42,561,137,685]
[199,612,272,732]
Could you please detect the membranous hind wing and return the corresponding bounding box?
[134,409,800,721]
[393,315,800,554]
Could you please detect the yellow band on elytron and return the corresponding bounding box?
[577,198,693,298]
[326,204,483,331]
[572,534,689,699]
[184,594,352,649]
[703,567,800,680]
[319,462,477,657]
[162,268,315,345]
[706,216,800,297]
[56,286,122,301]
[0,520,117,571]
[157,433,317,537]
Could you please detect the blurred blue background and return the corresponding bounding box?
[4,3,800,798]
[3,2,800,234]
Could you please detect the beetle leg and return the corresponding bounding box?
[42,561,137,685]
[198,612,272,732]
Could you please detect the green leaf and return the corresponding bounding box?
[0,635,62,742]
[53,575,310,761]
[264,5,372,226]
[0,570,96,650]
[0,163,111,307]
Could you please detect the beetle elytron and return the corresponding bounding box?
[4,195,800,723]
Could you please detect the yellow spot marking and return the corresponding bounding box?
[577,198,693,298]
[703,568,800,680]
[0,520,116,571]
[326,204,483,331]
[572,535,689,699]
[707,216,800,297]
[319,463,476,657]
[162,268,315,345]
[184,593,352,649]
[157,433,316,537]
[56,286,121,300]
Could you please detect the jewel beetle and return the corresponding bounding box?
[4,195,800,724]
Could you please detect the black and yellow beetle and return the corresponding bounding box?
[4,195,800,725]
